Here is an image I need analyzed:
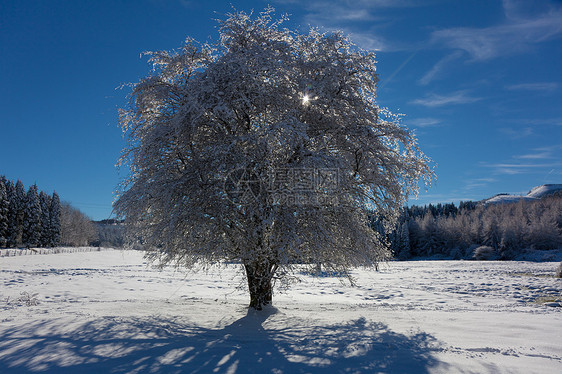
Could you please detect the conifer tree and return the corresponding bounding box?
[39,191,52,247]
[419,215,440,256]
[23,184,42,248]
[6,180,26,247]
[5,180,16,247]
[49,192,62,247]
[15,180,27,245]
[398,222,411,259]
[0,177,9,247]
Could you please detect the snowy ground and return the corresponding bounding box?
[0,250,560,373]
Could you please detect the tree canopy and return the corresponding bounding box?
[115,8,432,309]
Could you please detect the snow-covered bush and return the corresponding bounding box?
[3,291,40,307]
[473,246,499,261]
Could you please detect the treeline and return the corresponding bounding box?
[60,202,97,246]
[92,219,124,248]
[380,194,562,260]
[0,176,99,248]
[0,177,61,248]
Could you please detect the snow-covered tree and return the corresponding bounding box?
[0,177,8,247]
[23,184,42,248]
[115,9,432,309]
[482,210,500,250]
[9,180,27,246]
[60,202,97,246]
[49,192,61,247]
[418,214,442,256]
[5,180,17,247]
[526,200,560,250]
[39,191,52,247]
[94,219,125,248]
[393,220,411,260]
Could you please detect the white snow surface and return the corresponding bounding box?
[1,249,560,373]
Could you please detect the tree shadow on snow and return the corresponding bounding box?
[0,308,441,373]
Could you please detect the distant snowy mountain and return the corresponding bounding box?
[526,184,562,198]
[483,184,562,205]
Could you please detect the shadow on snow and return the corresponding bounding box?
[0,307,441,373]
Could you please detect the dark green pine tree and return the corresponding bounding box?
[49,192,62,247]
[398,221,411,259]
[5,180,16,247]
[23,184,42,248]
[0,177,9,247]
[14,180,27,246]
[39,191,52,247]
[6,180,25,247]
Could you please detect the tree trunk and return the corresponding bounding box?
[244,261,275,310]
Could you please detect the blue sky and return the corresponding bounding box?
[1,0,561,220]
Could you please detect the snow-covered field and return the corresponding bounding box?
[1,250,560,373]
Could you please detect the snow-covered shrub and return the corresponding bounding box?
[4,291,40,307]
[473,245,499,261]
[18,291,39,306]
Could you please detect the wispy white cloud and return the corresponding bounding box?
[298,1,390,51]
[502,0,558,21]
[411,91,481,107]
[430,1,562,61]
[484,162,562,175]
[499,127,534,139]
[408,117,442,128]
[506,82,558,92]
[464,178,497,191]
[344,31,388,51]
[516,151,554,160]
[515,145,562,160]
[504,117,562,127]
[489,165,531,175]
[482,145,562,177]
[272,0,425,51]
[418,51,463,85]
[304,1,377,23]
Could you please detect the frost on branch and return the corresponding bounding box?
[114,8,432,309]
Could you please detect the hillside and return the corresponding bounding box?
[483,184,562,205]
